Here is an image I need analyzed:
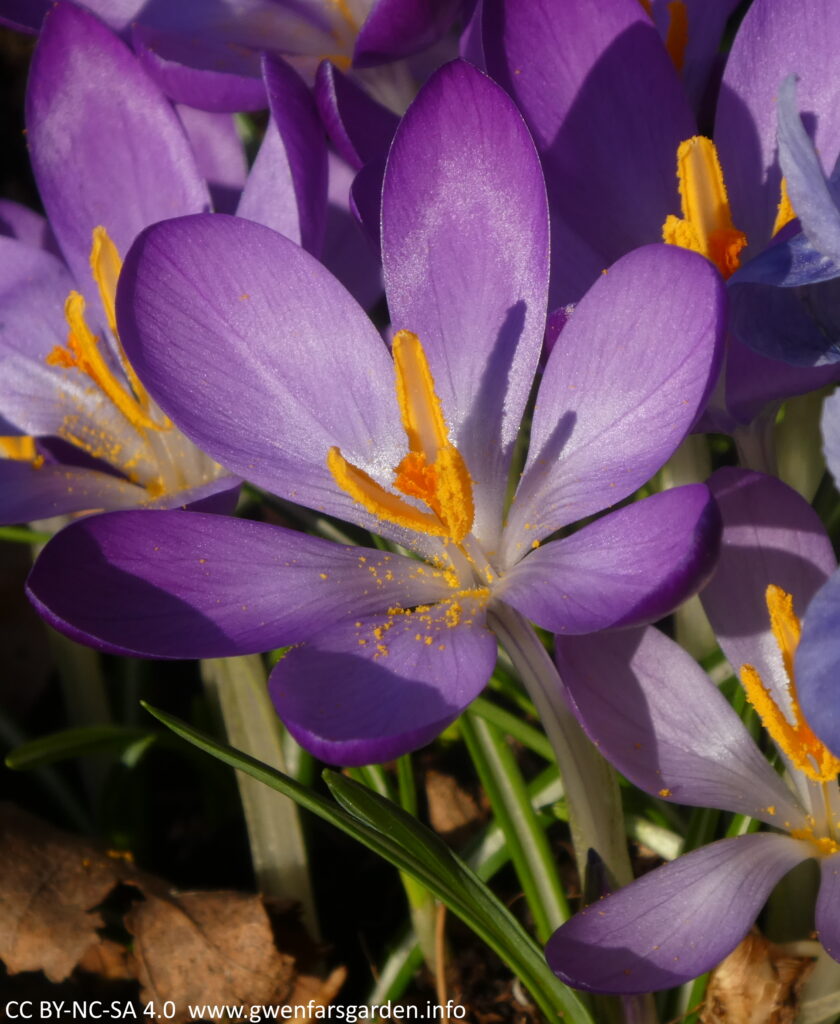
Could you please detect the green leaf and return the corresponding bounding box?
[142,701,592,1024]
[0,525,53,544]
[6,725,154,769]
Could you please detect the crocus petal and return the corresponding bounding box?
[822,388,840,488]
[503,245,724,558]
[0,0,48,32]
[353,0,461,68]
[0,200,58,254]
[131,23,267,112]
[715,0,840,255]
[499,485,720,633]
[382,60,549,549]
[730,231,840,290]
[314,59,399,171]
[270,606,497,765]
[176,106,247,216]
[816,852,840,963]
[546,834,809,994]
[27,511,453,659]
[481,0,695,306]
[776,76,840,268]
[555,626,808,828]
[701,468,836,702]
[0,460,145,525]
[27,3,210,294]
[795,571,840,757]
[236,122,300,243]
[116,214,413,541]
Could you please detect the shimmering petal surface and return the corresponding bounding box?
[270,606,497,765]
[816,852,840,964]
[382,60,549,549]
[546,834,808,994]
[481,0,694,306]
[116,214,411,540]
[27,511,453,658]
[555,626,808,828]
[0,460,145,524]
[702,469,836,708]
[27,4,209,297]
[502,246,724,559]
[499,485,720,633]
[796,571,840,758]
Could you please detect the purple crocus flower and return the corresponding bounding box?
[0,0,464,113]
[28,60,723,766]
[0,4,240,523]
[548,468,840,993]
[480,0,840,429]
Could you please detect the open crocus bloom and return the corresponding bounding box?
[28,60,724,765]
[480,0,840,427]
[0,3,237,523]
[549,469,840,993]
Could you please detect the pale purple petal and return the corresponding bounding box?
[116,214,411,540]
[176,106,247,215]
[555,626,808,828]
[0,460,145,524]
[27,511,452,658]
[701,468,836,702]
[502,246,724,560]
[822,388,840,488]
[546,834,809,994]
[0,200,58,254]
[816,852,840,963]
[27,4,210,294]
[270,605,497,765]
[131,23,267,112]
[481,0,695,306]
[499,485,720,633]
[795,571,840,758]
[236,122,300,243]
[382,60,549,549]
[314,59,398,171]
[715,0,840,256]
[353,0,461,68]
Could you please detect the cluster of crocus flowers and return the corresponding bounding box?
[548,469,840,991]
[28,60,724,766]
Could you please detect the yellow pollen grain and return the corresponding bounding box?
[662,136,748,278]
[740,585,840,783]
[658,788,672,798]
[790,828,840,857]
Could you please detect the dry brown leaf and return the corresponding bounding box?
[0,803,127,981]
[424,770,483,842]
[701,930,815,1024]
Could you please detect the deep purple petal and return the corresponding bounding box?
[795,571,840,758]
[176,106,247,216]
[816,852,840,963]
[0,0,48,32]
[715,0,840,255]
[0,460,145,524]
[701,468,836,701]
[0,200,58,254]
[502,246,724,558]
[116,214,411,538]
[353,0,461,68]
[314,59,399,171]
[555,626,808,827]
[27,511,452,658]
[546,834,808,994]
[482,0,695,306]
[131,23,267,112]
[499,485,720,633]
[382,60,549,549]
[270,606,497,765]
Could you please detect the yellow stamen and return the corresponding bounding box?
[49,290,161,433]
[663,136,748,278]
[789,828,840,856]
[772,177,797,236]
[740,585,840,783]
[0,435,43,467]
[327,331,475,543]
[664,1,688,71]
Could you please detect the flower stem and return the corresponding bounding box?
[200,655,318,936]
[489,603,633,888]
